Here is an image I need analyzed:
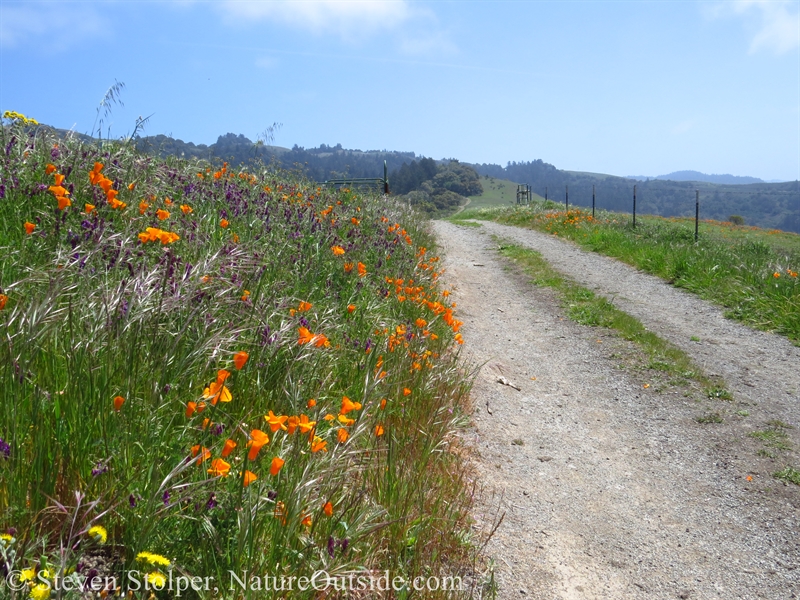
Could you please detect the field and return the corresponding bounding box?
[455,202,800,343]
[0,113,476,599]
[461,176,544,212]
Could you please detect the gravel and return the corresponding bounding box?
[432,220,800,600]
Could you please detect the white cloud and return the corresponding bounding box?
[0,2,109,49]
[219,0,414,37]
[711,0,800,55]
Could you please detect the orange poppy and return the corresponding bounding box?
[403,388,412,396]
[265,410,288,432]
[336,428,349,444]
[307,398,317,408]
[139,201,149,215]
[331,245,345,256]
[191,445,211,463]
[270,457,285,476]
[323,501,333,517]
[311,436,327,453]
[233,351,249,370]
[24,222,35,235]
[180,204,193,214]
[207,458,231,477]
[56,196,71,211]
[113,395,125,411]
[85,203,95,213]
[297,415,316,435]
[340,396,362,414]
[45,164,56,175]
[221,439,237,458]
[156,209,170,221]
[243,470,258,487]
[375,424,385,436]
[220,219,229,228]
[0,294,7,310]
[344,262,354,273]
[357,262,367,277]
[203,381,232,405]
[247,430,269,461]
[347,304,356,313]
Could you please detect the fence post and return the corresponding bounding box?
[565,185,569,211]
[384,160,389,195]
[633,184,637,228]
[592,184,595,219]
[545,186,548,201]
[695,189,699,242]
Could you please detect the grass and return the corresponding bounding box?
[463,176,545,212]
[495,240,721,393]
[773,466,800,486]
[696,412,724,424]
[0,113,476,598]
[458,202,800,343]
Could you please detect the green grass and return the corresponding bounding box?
[460,202,800,343]
[0,114,475,598]
[461,176,545,212]
[696,412,724,424]
[773,466,800,486]
[495,240,719,392]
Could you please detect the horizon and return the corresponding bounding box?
[2,1,798,182]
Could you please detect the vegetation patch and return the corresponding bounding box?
[495,240,717,392]
[696,412,724,424]
[773,466,800,486]
[0,112,474,598]
[462,203,800,344]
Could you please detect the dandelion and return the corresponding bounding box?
[270,457,285,476]
[233,350,249,370]
[30,583,51,600]
[0,533,13,544]
[136,552,171,567]
[207,458,231,477]
[113,395,125,411]
[24,221,35,235]
[243,470,258,487]
[88,525,107,544]
[19,568,36,583]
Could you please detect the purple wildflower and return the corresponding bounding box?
[327,536,336,558]
[162,490,171,505]
[129,494,137,508]
[91,462,108,477]
[206,493,217,510]
[0,438,9,459]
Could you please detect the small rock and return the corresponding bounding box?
[538,456,553,462]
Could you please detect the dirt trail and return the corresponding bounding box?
[431,221,800,600]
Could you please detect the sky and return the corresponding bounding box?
[1,0,799,181]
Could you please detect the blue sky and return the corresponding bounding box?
[2,1,799,181]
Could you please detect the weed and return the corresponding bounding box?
[706,387,734,401]
[696,412,724,424]
[773,466,800,486]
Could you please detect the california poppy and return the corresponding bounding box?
[270,457,285,476]
[323,501,333,517]
[24,222,35,235]
[113,395,125,411]
[221,439,237,458]
[331,245,345,256]
[375,424,385,436]
[207,458,231,477]
[340,396,362,414]
[243,470,258,487]
[265,410,288,432]
[336,428,349,444]
[233,351,249,370]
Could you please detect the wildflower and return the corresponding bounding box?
[85,203,96,213]
[207,458,231,477]
[403,388,412,396]
[344,262,354,273]
[265,410,288,432]
[243,470,258,487]
[307,398,317,408]
[298,326,330,348]
[162,490,171,505]
[301,512,312,527]
[337,414,355,426]
[19,568,36,583]
[206,493,217,509]
[415,318,427,328]
[287,415,300,434]
[274,501,286,524]
[773,272,780,278]
[247,430,269,461]
[180,204,193,214]
[156,209,170,221]
[221,439,237,458]
[233,350,249,370]
[89,162,104,185]
[375,424,385,436]
[0,533,14,544]
[92,462,108,477]
[191,445,211,463]
[57,196,71,211]
[202,379,231,405]
[311,436,328,453]
[380,398,387,410]
[347,304,356,313]
[146,572,167,588]
[297,414,316,435]
[139,201,149,214]
[136,552,171,567]
[24,221,35,235]
[357,262,367,277]
[331,245,345,256]
[185,401,198,417]
[113,395,125,411]
[45,164,56,175]
[220,219,229,228]
[270,457,285,476]
[323,501,333,517]
[30,583,51,600]
[88,525,107,544]
[0,295,6,310]
[340,396,362,414]
[241,290,250,302]
[337,428,349,444]
[127,182,136,191]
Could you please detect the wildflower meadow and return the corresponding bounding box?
[0,112,476,599]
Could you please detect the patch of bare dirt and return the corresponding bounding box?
[432,220,800,600]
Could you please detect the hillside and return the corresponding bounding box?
[628,170,767,185]
[473,161,800,233]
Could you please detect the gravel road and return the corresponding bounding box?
[431,220,800,600]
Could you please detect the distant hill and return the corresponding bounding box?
[473,161,800,234]
[627,170,766,185]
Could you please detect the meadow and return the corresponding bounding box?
[456,202,800,344]
[0,112,475,599]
